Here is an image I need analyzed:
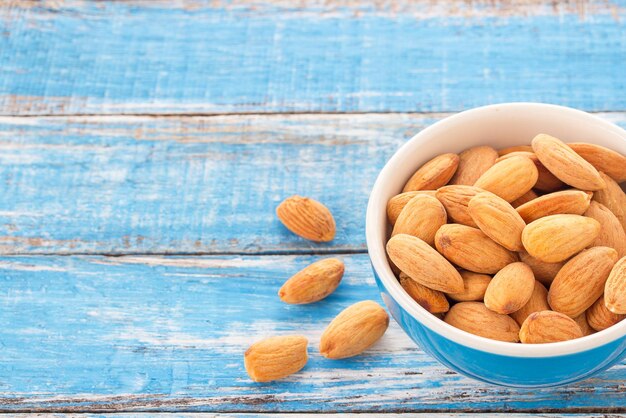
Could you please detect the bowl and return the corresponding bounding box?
[366,103,626,387]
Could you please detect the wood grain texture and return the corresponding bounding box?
[1,1,626,115]
[0,254,624,413]
[0,113,624,255]
[0,113,434,254]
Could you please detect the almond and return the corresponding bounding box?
[516,190,592,223]
[386,191,437,225]
[474,155,538,202]
[511,189,539,208]
[244,335,308,382]
[392,194,447,245]
[548,247,618,317]
[444,302,520,342]
[468,192,526,251]
[498,145,533,156]
[496,151,564,192]
[573,313,595,336]
[531,134,605,190]
[584,201,626,258]
[450,146,498,186]
[434,224,518,274]
[435,185,483,227]
[519,311,583,344]
[399,272,449,314]
[319,300,389,359]
[569,142,626,182]
[587,295,626,331]
[446,270,491,302]
[387,234,464,293]
[521,214,601,263]
[276,196,335,242]
[605,256,626,314]
[402,153,460,192]
[518,251,564,286]
[510,281,550,326]
[278,258,344,304]
[593,172,626,233]
[484,262,535,314]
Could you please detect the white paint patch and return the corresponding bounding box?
[109,256,290,269]
[0,261,66,272]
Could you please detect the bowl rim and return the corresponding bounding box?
[366,102,626,358]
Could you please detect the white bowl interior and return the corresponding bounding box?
[367,103,626,357]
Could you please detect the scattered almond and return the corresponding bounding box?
[584,201,626,258]
[516,189,592,223]
[446,270,491,302]
[435,185,483,227]
[510,281,550,326]
[569,142,626,182]
[474,155,538,202]
[593,172,626,233]
[245,335,308,382]
[278,258,344,305]
[386,191,437,225]
[518,251,564,286]
[605,256,626,314]
[392,194,447,245]
[548,247,618,317]
[276,195,335,242]
[444,302,520,342]
[468,191,526,251]
[319,301,389,359]
[587,295,626,331]
[519,311,583,344]
[450,146,498,186]
[434,224,518,274]
[400,272,449,314]
[484,262,535,314]
[403,153,460,192]
[531,134,605,190]
[521,214,601,263]
[387,234,464,293]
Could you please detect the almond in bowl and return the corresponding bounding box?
[383,132,626,345]
[367,103,626,387]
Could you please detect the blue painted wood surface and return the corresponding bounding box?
[0,254,625,413]
[0,113,624,255]
[1,0,626,414]
[1,1,626,114]
[0,113,437,254]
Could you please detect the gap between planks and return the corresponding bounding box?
[11,248,369,257]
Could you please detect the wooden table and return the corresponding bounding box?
[1,1,625,415]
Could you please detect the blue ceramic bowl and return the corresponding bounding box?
[366,103,626,387]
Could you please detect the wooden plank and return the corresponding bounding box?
[0,113,436,254]
[2,1,626,115]
[1,112,625,255]
[0,254,624,413]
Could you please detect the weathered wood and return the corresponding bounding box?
[0,254,624,413]
[0,113,441,254]
[1,1,626,115]
[0,113,624,255]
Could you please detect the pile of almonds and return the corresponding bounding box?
[245,196,389,382]
[386,134,626,344]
